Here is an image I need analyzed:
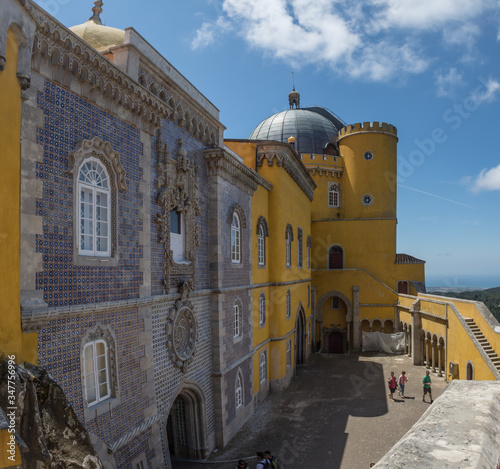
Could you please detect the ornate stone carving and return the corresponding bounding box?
[156,132,201,292]
[166,297,197,372]
[17,73,31,90]
[229,204,247,228]
[204,147,263,194]
[68,136,127,191]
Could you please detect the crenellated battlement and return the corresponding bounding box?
[338,121,397,139]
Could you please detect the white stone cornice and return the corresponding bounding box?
[256,143,316,201]
[204,147,270,194]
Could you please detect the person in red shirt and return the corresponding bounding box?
[388,371,397,400]
[398,371,408,398]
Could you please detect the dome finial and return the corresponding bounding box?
[288,72,300,109]
[88,1,104,25]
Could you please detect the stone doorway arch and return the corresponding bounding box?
[167,382,209,465]
[316,289,358,350]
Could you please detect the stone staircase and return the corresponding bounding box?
[464,317,500,373]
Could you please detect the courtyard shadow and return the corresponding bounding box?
[193,353,391,469]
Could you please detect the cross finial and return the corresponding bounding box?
[88,1,104,25]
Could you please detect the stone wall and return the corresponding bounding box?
[374,380,500,468]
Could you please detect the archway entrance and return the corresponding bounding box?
[167,384,209,464]
[296,307,306,364]
[167,396,189,459]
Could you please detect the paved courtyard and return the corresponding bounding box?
[202,353,448,469]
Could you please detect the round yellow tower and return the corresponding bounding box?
[337,122,398,220]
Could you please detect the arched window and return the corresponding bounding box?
[328,183,340,208]
[83,339,111,406]
[235,375,243,408]
[466,362,474,380]
[297,227,303,268]
[286,289,291,319]
[259,351,267,383]
[328,246,343,269]
[307,236,311,269]
[231,213,241,263]
[259,292,266,326]
[78,158,111,256]
[258,224,265,267]
[285,224,293,268]
[233,300,242,337]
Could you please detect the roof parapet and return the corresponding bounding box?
[338,121,397,140]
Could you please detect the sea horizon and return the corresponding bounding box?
[425,274,500,290]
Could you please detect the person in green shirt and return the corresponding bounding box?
[422,370,433,403]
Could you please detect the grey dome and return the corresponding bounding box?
[249,107,344,154]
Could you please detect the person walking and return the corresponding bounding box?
[387,371,397,400]
[422,370,433,403]
[264,450,280,469]
[237,460,249,469]
[256,452,270,469]
[398,370,408,398]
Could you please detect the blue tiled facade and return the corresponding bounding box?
[35,82,143,307]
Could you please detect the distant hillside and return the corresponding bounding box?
[430,286,500,322]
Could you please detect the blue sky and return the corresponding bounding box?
[47,0,500,287]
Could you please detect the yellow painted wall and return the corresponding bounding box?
[398,293,498,381]
[0,29,37,364]
[227,140,312,385]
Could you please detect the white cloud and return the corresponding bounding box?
[192,0,499,81]
[371,0,490,31]
[191,17,232,50]
[469,164,500,192]
[435,68,465,97]
[470,77,500,106]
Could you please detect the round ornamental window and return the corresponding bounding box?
[361,194,374,206]
[173,308,196,360]
[363,151,374,161]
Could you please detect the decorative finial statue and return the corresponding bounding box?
[88,0,104,25]
[288,72,300,109]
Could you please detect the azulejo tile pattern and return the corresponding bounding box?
[152,295,215,463]
[35,81,143,307]
[37,308,152,467]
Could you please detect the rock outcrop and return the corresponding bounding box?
[0,358,104,468]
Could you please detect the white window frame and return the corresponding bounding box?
[259,351,267,383]
[233,301,241,338]
[78,157,111,257]
[83,339,111,406]
[286,289,291,320]
[170,210,186,263]
[258,224,266,267]
[286,339,292,368]
[231,213,241,263]
[259,292,266,327]
[328,182,340,208]
[297,227,303,268]
[235,375,243,408]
